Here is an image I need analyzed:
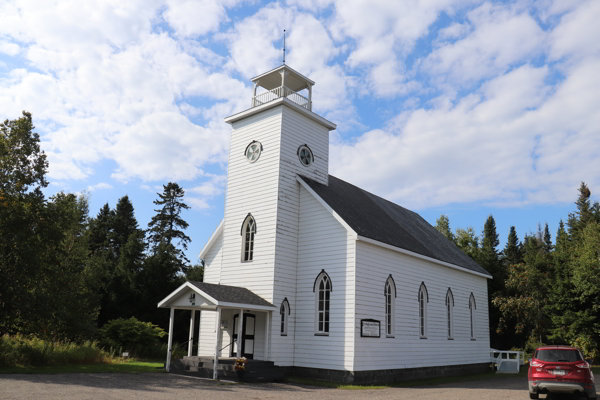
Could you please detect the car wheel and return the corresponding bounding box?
[529,393,539,399]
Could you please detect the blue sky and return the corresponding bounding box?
[1,0,599,262]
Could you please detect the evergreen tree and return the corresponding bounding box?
[502,226,523,266]
[556,220,568,250]
[87,197,146,326]
[543,223,553,253]
[455,227,479,260]
[479,215,505,348]
[147,182,191,266]
[568,182,595,241]
[435,214,455,243]
[480,215,503,284]
[186,263,204,282]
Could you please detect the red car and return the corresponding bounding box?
[528,345,596,399]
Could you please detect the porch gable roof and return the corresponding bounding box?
[157,281,276,311]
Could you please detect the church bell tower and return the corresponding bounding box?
[218,65,336,306]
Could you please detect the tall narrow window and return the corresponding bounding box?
[418,283,428,338]
[313,271,332,335]
[241,215,256,262]
[280,298,290,336]
[385,276,396,337]
[469,293,476,340]
[446,288,454,339]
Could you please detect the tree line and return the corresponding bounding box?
[435,183,600,359]
[1,112,203,341]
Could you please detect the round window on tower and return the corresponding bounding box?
[245,141,262,163]
[297,144,314,167]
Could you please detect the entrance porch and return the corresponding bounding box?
[157,281,279,380]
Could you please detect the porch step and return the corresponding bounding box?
[169,357,285,383]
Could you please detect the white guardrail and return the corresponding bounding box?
[490,348,525,373]
[252,86,311,110]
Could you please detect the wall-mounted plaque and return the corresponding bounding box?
[361,319,381,338]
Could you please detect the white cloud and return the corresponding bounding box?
[87,182,113,192]
[164,0,228,38]
[187,197,211,209]
[0,40,20,56]
[331,59,600,208]
[0,1,247,183]
[423,3,547,86]
[549,0,600,61]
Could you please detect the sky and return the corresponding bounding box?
[1,0,599,263]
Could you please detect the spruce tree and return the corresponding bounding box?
[435,214,455,243]
[455,227,479,260]
[147,182,191,260]
[543,222,553,253]
[479,215,504,349]
[502,226,522,266]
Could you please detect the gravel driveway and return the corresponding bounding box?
[0,373,596,400]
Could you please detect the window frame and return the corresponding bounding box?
[244,140,262,163]
[313,270,332,336]
[446,288,454,340]
[469,293,476,340]
[280,298,290,336]
[385,275,396,337]
[240,214,256,262]
[297,144,314,167]
[418,282,428,339]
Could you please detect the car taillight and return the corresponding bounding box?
[530,360,543,367]
[575,362,589,369]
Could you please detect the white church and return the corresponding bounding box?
[158,65,492,384]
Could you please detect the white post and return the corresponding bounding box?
[251,81,258,107]
[236,309,244,358]
[308,84,312,111]
[188,310,196,357]
[212,307,222,380]
[264,311,270,361]
[166,307,175,372]
[196,310,202,356]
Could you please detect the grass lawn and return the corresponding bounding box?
[0,360,165,374]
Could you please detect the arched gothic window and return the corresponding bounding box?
[313,270,332,335]
[280,298,290,336]
[385,276,396,337]
[446,288,454,339]
[240,215,256,262]
[469,293,476,340]
[418,283,429,338]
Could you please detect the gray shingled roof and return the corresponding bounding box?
[188,281,275,308]
[301,175,491,277]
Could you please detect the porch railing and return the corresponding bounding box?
[252,86,311,110]
[490,348,524,373]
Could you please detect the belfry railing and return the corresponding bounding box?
[252,86,311,110]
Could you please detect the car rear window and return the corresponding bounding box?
[535,349,582,362]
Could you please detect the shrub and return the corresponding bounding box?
[99,317,166,357]
[0,334,106,367]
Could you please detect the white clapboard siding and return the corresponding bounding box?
[213,106,284,302]
[203,229,223,284]
[269,106,331,366]
[292,185,356,371]
[353,240,490,371]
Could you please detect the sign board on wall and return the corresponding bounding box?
[360,319,381,338]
